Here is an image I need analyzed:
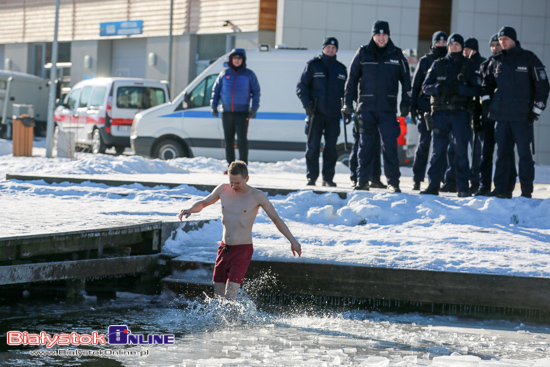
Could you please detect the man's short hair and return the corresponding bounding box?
[228,160,248,178]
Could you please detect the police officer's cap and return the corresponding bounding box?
[372,20,390,36]
[489,33,499,46]
[464,38,479,52]
[322,36,339,50]
[447,33,464,49]
[431,31,448,46]
[498,26,517,42]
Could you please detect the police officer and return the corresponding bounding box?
[475,34,517,197]
[342,20,411,192]
[420,33,481,197]
[211,48,260,168]
[297,37,348,187]
[410,31,448,191]
[463,38,486,193]
[481,26,549,198]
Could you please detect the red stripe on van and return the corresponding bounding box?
[111,118,134,126]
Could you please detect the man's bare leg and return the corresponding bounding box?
[225,281,240,300]
[214,282,226,297]
[213,281,240,300]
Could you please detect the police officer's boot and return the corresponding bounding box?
[420,186,439,196]
[411,181,421,191]
[354,181,370,191]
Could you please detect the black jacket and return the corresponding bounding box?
[344,39,411,117]
[411,50,438,113]
[296,53,347,118]
[423,53,481,110]
[481,45,549,122]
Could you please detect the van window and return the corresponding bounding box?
[116,86,167,110]
[65,88,81,109]
[187,74,218,108]
[89,86,107,108]
[79,86,93,108]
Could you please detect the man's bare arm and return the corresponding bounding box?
[178,185,222,221]
[258,192,302,257]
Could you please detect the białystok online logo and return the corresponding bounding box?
[7,325,175,348]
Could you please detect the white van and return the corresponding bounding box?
[55,78,169,154]
[130,47,417,165]
[0,70,49,138]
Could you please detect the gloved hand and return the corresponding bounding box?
[409,107,418,125]
[472,114,482,132]
[528,110,540,124]
[399,102,409,118]
[439,82,458,97]
[248,109,257,119]
[341,105,354,118]
[305,105,314,117]
[211,107,219,117]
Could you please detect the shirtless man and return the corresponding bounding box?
[178,160,302,300]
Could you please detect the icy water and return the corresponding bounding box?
[1,289,550,367]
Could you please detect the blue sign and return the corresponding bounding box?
[100,20,143,36]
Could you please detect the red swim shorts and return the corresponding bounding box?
[212,241,254,286]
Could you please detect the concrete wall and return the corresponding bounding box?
[71,40,113,84]
[276,0,421,51]
[452,0,550,164]
[4,43,32,73]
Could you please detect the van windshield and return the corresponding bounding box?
[116,87,167,110]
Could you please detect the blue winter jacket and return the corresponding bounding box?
[211,49,261,113]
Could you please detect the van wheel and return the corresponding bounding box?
[337,145,352,167]
[154,139,185,160]
[115,146,126,155]
[92,129,106,154]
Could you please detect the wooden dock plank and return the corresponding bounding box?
[0,254,161,285]
[166,260,550,313]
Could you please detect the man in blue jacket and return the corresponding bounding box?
[211,48,261,168]
[297,37,348,187]
[481,26,549,198]
[342,20,411,193]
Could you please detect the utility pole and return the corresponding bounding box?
[45,0,60,158]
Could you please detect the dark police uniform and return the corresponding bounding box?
[466,45,486,193]
[344,21,411,191]
[477,37,517,196]
[410,31,447,189]
[422,34,481,196]
[481,28,549,198]
[297,38,347,186]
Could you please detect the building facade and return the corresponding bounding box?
[1,0,549,163]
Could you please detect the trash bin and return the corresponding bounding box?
[12,104,35,157]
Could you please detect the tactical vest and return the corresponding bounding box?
[431,58,474,111]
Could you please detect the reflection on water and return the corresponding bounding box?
[1,282,550,366]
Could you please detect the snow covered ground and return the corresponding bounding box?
[1,138,550,278]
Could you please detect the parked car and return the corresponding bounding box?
[131,47,417,165]
[55,77,169,154]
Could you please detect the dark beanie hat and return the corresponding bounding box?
[464,38,479,52]
[498,26,517,42]
[372,20,390,36]
[447,33,464,48]
[489,33,499,46]
[432,31,448,45]
[322,36,339,50]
